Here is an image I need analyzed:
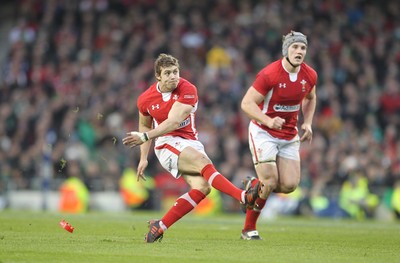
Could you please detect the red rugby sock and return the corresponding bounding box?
[161,189,206,228]
[243,197,267,231]
[201,164,243,202]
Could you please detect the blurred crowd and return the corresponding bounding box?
[0,0,400,218]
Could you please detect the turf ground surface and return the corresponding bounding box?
[0,210,399,263]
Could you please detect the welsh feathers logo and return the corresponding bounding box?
[300,79,307,92]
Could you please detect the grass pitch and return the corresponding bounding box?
[0,210,399,263]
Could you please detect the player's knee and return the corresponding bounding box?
[195,184,211,196]
[259,178,278,193]
[194,156,212,170]
[200,156,212,165]
[280,183,298,194]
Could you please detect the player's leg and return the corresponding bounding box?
[154,137,251,203]
[146,138,210,242]
[241,132,301,240]
[242,122,279,240]
[241,162,277,240]
[146,138,259,242]
[160,175,210,227]
[256,162,279,198]
[178,146,260,204]
[274,135,301,193]
[274,156,300,194]
[145,174,208,243]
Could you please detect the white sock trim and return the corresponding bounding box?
[241,191,245,203]
[179,192,197,208]
[159,220,167,231]
[208,172,219,185]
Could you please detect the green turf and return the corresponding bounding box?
[0,210,399,263]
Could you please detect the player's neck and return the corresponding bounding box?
[282,57,300,73]
[157,83,168,93]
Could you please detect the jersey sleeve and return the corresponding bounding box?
[137,94,150,116]
[311,69,318,88]
[178,82,198,106]
[252,71,272,96]
[305,63,318,90]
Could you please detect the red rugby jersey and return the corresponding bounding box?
[137,78,198,140]
[252,59,318,140]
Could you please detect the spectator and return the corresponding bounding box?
[339,171,380,220]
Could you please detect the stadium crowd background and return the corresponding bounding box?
[0,0,399,219]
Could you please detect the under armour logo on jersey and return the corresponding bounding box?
[300,79,307,92]
[173,94,179,100]
[278,83,286,88]
[151,104,160,110]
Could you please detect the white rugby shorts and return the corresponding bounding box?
[154,136,208,178]
[248,122,300,164]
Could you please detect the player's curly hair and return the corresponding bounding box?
[154,53,180,78]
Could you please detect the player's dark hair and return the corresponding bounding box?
[154,53,180,78]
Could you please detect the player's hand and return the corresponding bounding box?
[267,117,285,130]
[122,131,149,147]
[300,123,313,143]
[137,160,148,181]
